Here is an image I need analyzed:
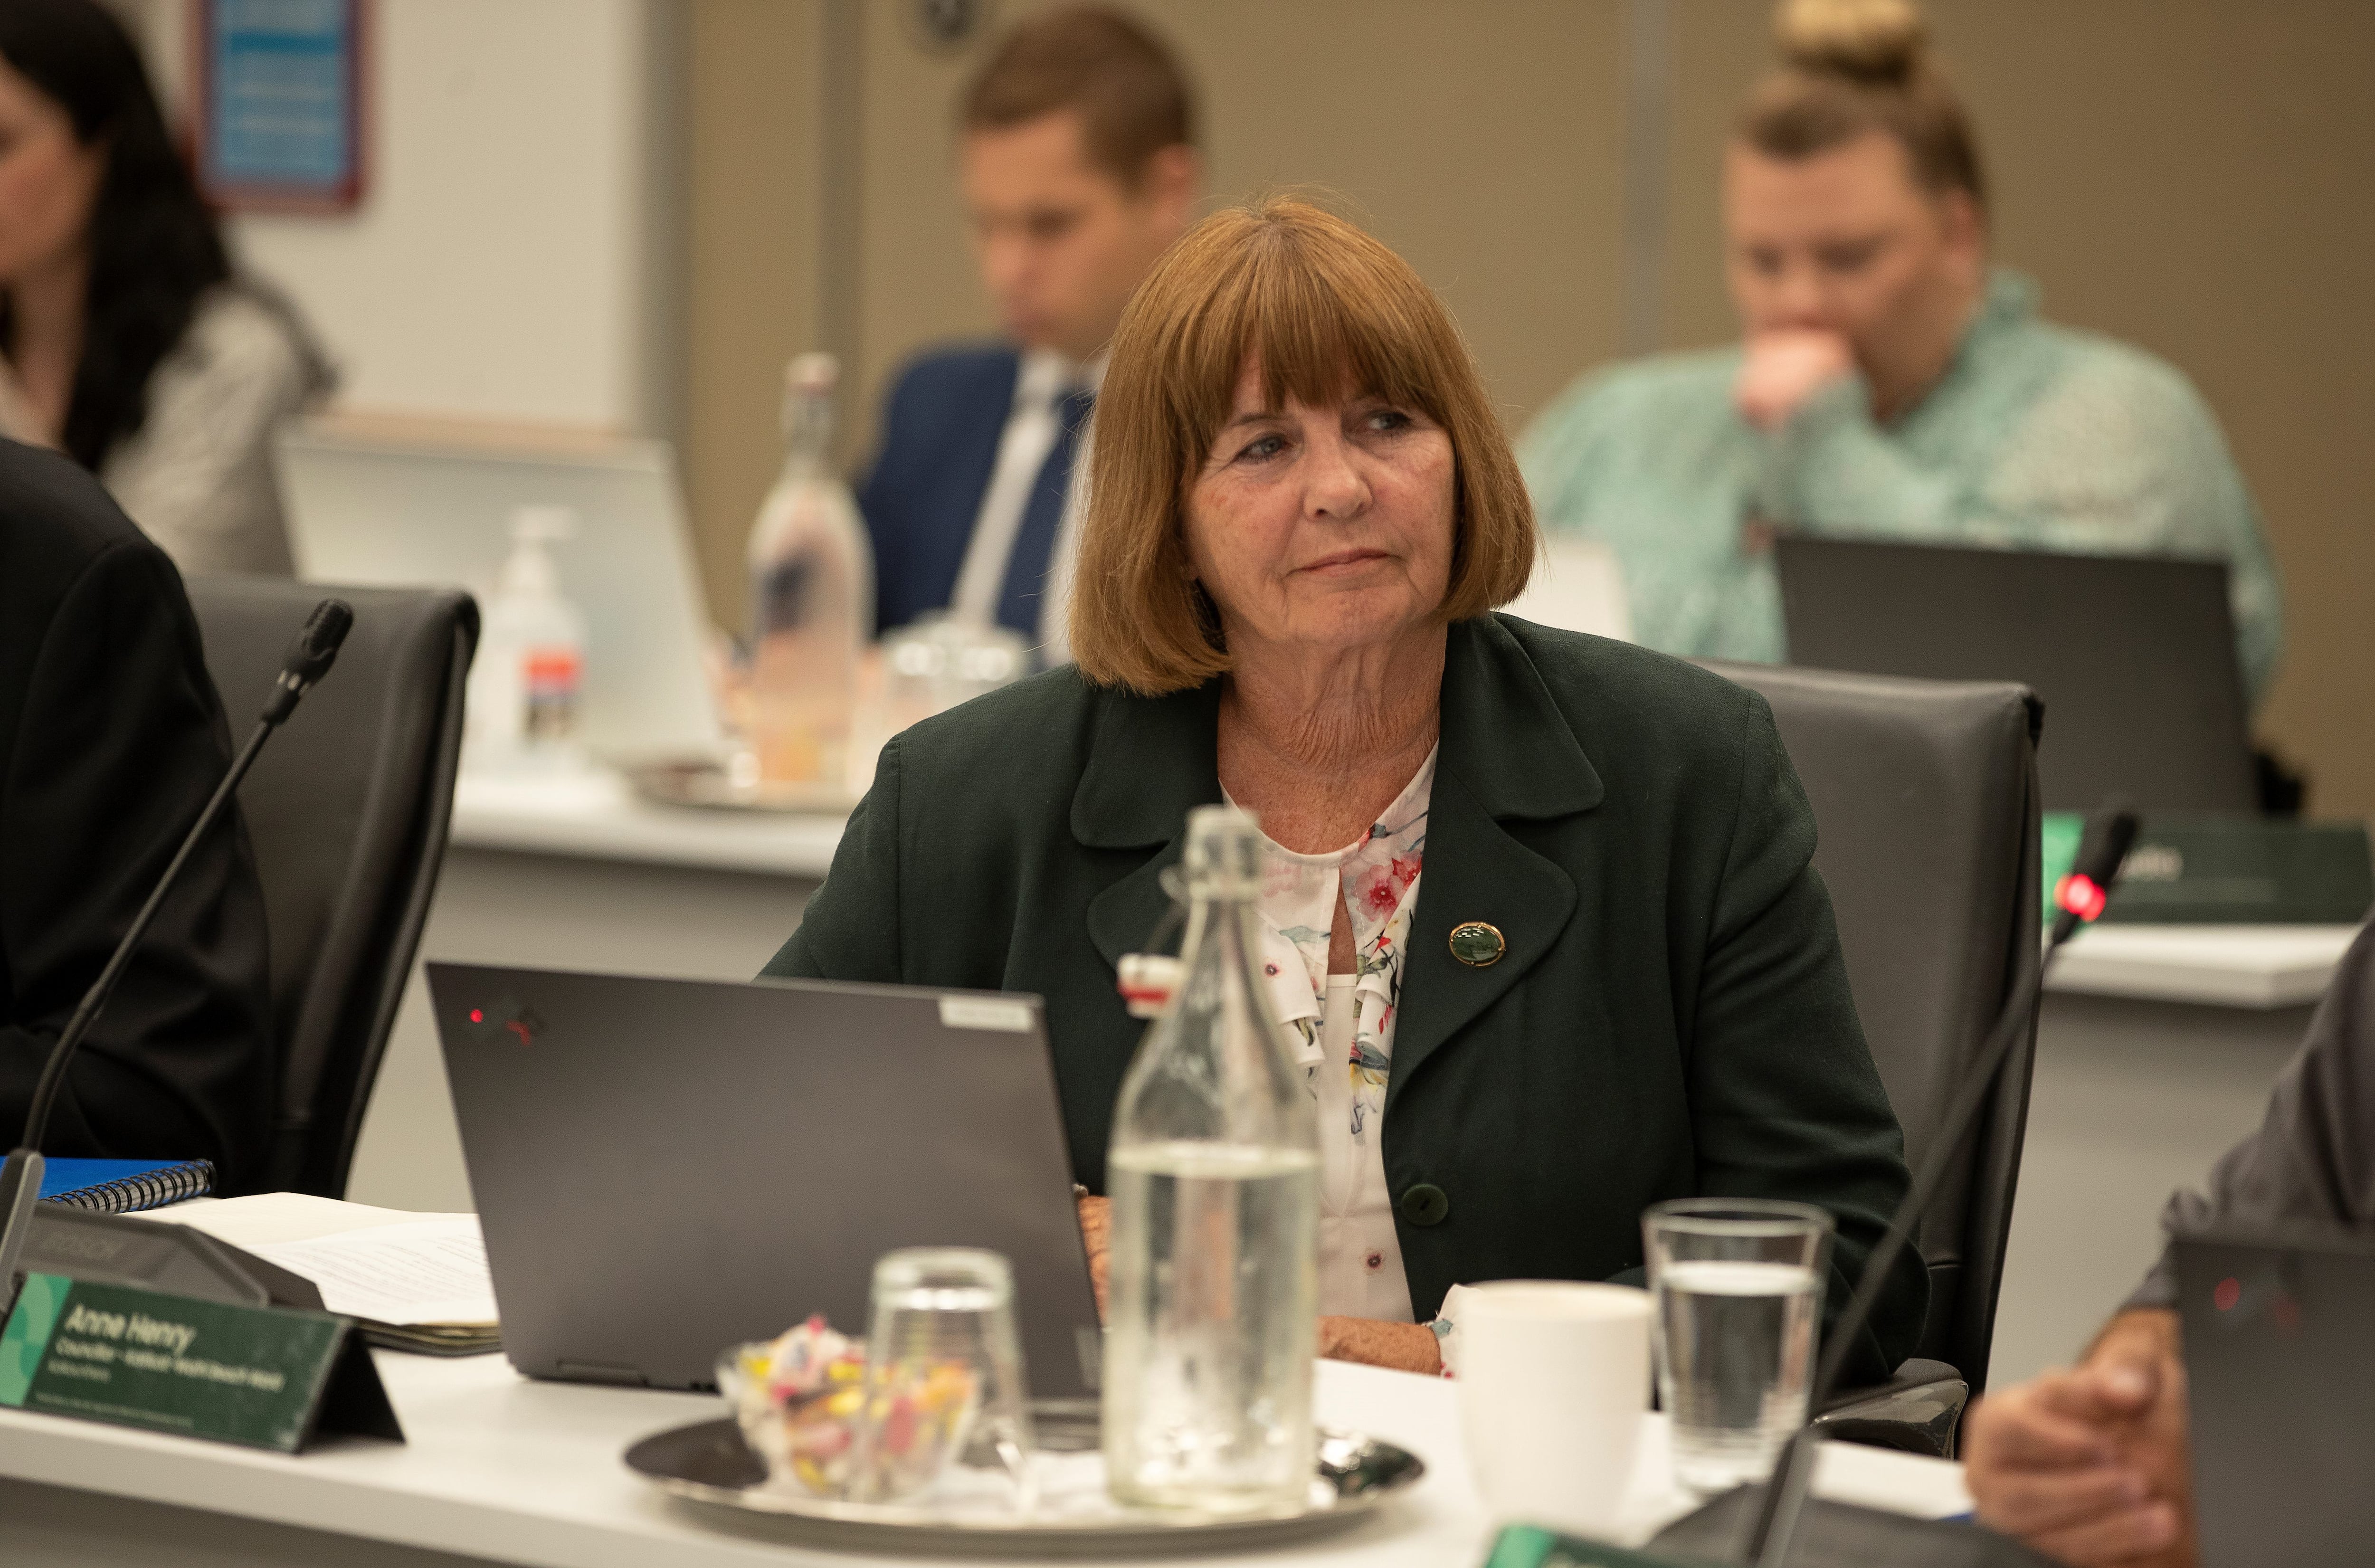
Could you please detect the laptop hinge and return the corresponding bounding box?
[555,1359,649,1386]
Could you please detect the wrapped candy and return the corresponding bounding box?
[717,1315,981,1501]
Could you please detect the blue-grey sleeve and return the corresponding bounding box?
[2127,923,2375,1308]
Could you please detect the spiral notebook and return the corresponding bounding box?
[36,1158,215,1213]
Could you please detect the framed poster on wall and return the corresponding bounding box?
[194,0,369,212]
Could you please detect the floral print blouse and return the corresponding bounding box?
[1233,751,1434,1321]
[1239,749,1433,1159]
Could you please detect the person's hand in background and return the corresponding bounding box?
[1734,327,1856,430]
[1964,1308,2195,1567]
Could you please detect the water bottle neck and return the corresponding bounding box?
[780,390,836,478]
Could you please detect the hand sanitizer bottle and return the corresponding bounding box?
[465,505,588,772]
[745,353,875,795]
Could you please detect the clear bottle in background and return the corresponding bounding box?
[464,504,588,772]
[1102,806,1321,1511]
[745,352,874,795]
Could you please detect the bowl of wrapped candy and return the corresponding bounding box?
[716,1315,981,1502]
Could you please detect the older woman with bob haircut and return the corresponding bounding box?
[767,196,1927,1379]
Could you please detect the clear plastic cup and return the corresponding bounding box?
[1642,1199,1833,1492]
[850,1247,1036,1508]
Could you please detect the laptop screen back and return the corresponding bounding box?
[1776,537,2254,812]
[2175,1224,2375,1567]
[428,963,1102,1397]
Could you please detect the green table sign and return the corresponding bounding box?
[1483,1523,1714,1568]
[0,1272,400,1452]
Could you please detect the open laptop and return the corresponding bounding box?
[426,963,1102,1398]
[1504,536,1634,643]
[277,428,724,760]
[2174,1222,2375,1567]
[1775,537,2256,812]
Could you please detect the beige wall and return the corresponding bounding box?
[688,0,2372,813]
[685,0,826,641]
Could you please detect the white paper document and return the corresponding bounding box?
[243,1217,498,1327]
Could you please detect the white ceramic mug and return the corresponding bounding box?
[1456,1280,1653,1538]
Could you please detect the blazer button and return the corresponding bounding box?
[1399,1183,1450,1227]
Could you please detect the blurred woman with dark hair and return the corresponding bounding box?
[0,0,329,575]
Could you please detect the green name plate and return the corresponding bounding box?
[0,1272,402,1452]
[1484,1523,1713,1568]
[2043,813,2375,926]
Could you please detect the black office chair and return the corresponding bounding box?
[185,577,477,1198]
[1704,661,2043,1457]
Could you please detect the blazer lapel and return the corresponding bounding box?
[1077,681,1224,971]
[1386,617,1604,1105]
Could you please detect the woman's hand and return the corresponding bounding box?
[1318,1316,1441,1375]
[1075,1194,1111,1320]
[1964,1309,2195,1568]
[1734,328,1856,430]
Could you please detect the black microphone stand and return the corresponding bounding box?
[0,600,354,1304]
[1740,804,2141,1567]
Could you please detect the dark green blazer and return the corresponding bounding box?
[766,614,1928,1382]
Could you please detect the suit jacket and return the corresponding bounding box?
[0,440,275,1187]
[857,344,1021,636]
[766,614,1929,1381]
[2130,919,2375,1309]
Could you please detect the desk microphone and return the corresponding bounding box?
[0,599,354,1303]
[1741,801,2140,1566]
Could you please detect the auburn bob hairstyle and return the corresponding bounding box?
[1068,196,1535,695]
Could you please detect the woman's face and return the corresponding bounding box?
[0,61,100,286]
[1722,130,1982,379]
[1182,357,1456,662]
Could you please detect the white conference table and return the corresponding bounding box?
[0,1351,1971,1568]
[342,770,2362,1388]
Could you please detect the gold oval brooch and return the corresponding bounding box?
[1448,921,1505,968]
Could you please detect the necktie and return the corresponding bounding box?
[995,384,1095,638]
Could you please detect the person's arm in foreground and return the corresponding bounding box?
[2,534,273,1181]
[1966,925,2375,1564]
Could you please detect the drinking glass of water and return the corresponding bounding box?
[1642,1199,1833,1492]
[852,1247,1037,1507]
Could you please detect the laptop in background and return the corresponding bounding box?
[427,963,1103,1399]
[1505,536,1634,643]
[2174,1223,2374,1568]
[277,427,724,760]
[1775,537,2255,812]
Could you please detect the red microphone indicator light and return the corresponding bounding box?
[2054,873,2109,923]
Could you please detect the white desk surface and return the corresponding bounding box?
[448,769,845,879]
[2048,922,2361,1008]
[0,1351,1968,1567]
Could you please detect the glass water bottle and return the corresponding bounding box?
[1102,806,1320,1511]
[744,352,874,793]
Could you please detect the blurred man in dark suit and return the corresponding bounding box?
[0,438,273,1189]
[860,6,1199,660]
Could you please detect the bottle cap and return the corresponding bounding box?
[509,504,577,543]
[786,352,839,395]
[1183,805,1264,896]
